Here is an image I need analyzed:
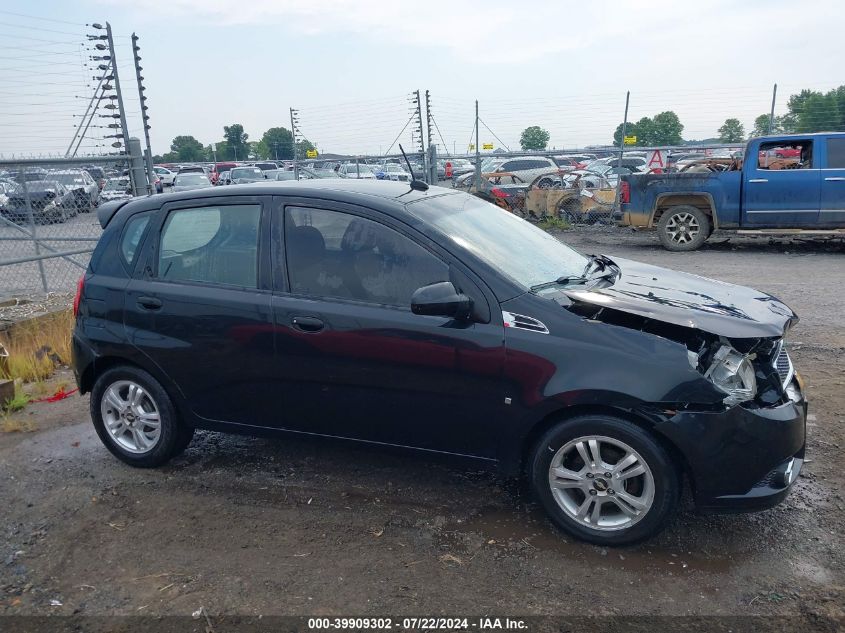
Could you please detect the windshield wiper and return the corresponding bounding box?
[530,255,619,292]
[530,275,590,291]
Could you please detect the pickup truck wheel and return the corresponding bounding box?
[657,205,710,251]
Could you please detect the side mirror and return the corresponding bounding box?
[411,281,472,320]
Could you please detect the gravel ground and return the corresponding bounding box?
[0,226,843,628]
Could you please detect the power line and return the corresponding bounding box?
[0,10,86,26]
[479,118,511,152]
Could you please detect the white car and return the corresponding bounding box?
[154,167,176,187]
[172,173,213,192]
[338,164,377,179]
[487,157,560,188]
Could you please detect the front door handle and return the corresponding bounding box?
[824,177,845,181]
[748,178,768,183]
[137,296,162,311]
[291,316,324,333]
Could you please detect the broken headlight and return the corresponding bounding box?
[703,344,757,406]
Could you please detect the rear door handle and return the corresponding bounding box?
[137,296,162,310]
[824,177,845,181]
[748,178,768,183]
[291,315,324,333]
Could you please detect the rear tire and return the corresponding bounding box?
[656,205,710,251]
[91,365,190,468]
[529,414,680,546]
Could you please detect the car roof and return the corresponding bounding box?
[102,180,460,228]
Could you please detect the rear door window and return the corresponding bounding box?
[826,138,845,168]
[158,204,261,288]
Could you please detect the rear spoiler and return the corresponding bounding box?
[96,199,131,228]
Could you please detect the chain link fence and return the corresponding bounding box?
[0,156,136,300]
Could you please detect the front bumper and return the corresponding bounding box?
[654,380,807,513]
[700,454,803,513]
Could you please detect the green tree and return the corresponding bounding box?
[210,141,232,161]
[169,135,205,162]
[718,118,746,143]
[613,111,682,146]
[257,127,295,160]
[752,114,775,137]
[795,92,840,133]
[519,126,550,150]
[296,139,316,157]
[650,111,684,145]
[223,123,249,161]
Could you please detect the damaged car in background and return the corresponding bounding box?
[73,182,806,546]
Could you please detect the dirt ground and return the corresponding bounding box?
[1,228,843,628]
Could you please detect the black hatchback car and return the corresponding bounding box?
[72,180,807,545]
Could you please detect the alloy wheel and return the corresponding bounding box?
[665,212,700,245]
[548,435,655,531]
[100,380,162,454]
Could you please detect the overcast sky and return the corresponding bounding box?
[2,0,843,157]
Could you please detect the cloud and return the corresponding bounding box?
[117,0,705,64]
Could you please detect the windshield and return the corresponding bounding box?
[345,164,373,173]
[231,168,263,179]
[64,176,86,184]
[586,161,612,175]
[104,180,129,191]
[409,193,587,290]
[176,174,210,185]
[27,180,61,192]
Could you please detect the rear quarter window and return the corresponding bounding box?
[119,214,151,270]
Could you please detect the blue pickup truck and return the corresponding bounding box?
[615,132,845,250]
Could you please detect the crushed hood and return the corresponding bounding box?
[563,256,797,339]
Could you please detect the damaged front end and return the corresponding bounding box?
[554,284,806,511]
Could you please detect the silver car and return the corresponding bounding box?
[172,173,213,192]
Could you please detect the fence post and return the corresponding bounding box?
[614,91,631,214]
[428,143,438,184]
[128,138,147,193]
[20,167,49,293]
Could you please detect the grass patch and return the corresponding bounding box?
[538,216,571,231]
[0,417,37,433]
[3,390,30,412]
[0,309,74,383]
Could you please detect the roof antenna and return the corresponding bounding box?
[399,144,428,191]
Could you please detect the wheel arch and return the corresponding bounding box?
[515,404,692,485]
[650,193,718,230]
[79,354,193,427]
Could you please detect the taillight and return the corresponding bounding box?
[73,275,84,318]
[620,181,631,204]
[491,187,508,198]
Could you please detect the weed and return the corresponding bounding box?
[3,390,31,412]
[0,417,37,433]
[0,309,73,383]
[538,216,571,231]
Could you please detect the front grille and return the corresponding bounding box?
[752,468,779,489]
[772,342,793,388]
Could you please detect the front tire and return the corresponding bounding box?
[529,414,680,546]
[91,365,190,467]
[656,205,710,251]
